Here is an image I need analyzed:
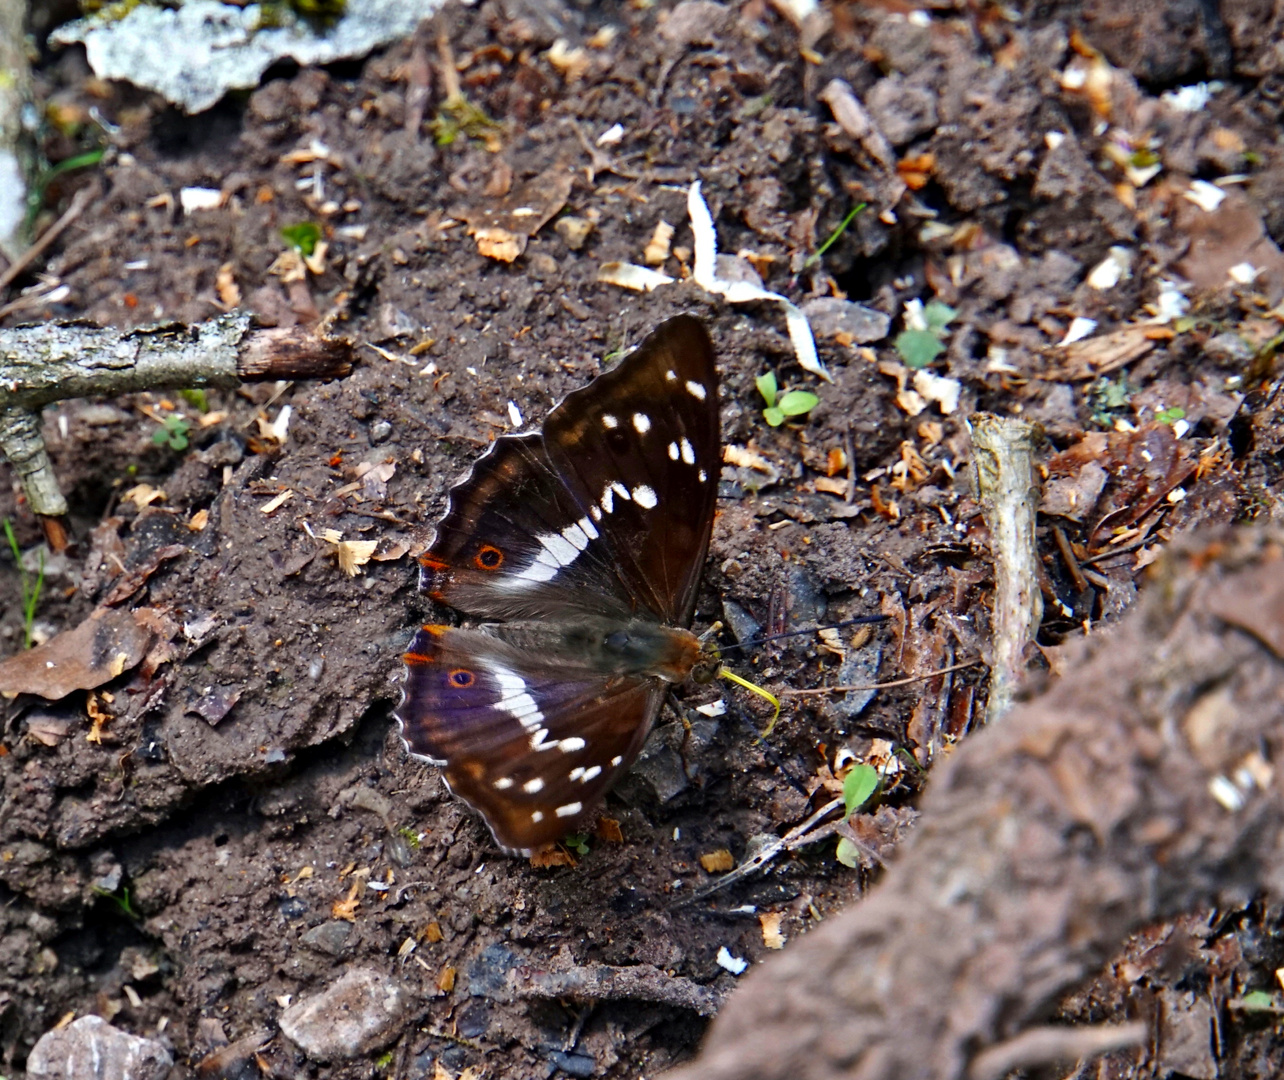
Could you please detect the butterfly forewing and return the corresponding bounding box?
[542,315,719,624]
[401,624,664,851]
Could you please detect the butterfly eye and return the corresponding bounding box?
[448,668,475,688]
[605,630,631,651]
[474,545,504,571]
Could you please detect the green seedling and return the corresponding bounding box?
[281,221,322,257]
[23,148,106,235]
[563,834,591,857]
[803,203,867,270]
[429,95,501,148]
[4,519,44,650]
[398,826,422,849]
[152,413,191,451]
[1089,375,1133,428]
[894,299,957,369]
[91,884,140,921]
[835,763,879,868]
[179,388,209,413]
[756,371,819,428]
[1155,406,1186,426]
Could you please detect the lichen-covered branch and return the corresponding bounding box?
[664,526,1284,1080]
[0,0,34,261]
[0,314,353,533]
[969,412,1042,723]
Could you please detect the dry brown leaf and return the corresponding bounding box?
[472,227,524,263]
[336,539,378,576]
[529,847,577,868]
[760,912,787,949]
[436,965,457,993]
[123,484,165,509]
[700,849,735,873]
[814,476,848,496]
[595,817,624,843]
[0,608,155,699]
[644,220,675,265]
[215,262,241,308]
[422,921,444,943]
[26,716,70,746]
[187,508,210,532]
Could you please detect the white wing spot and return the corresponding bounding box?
[665,369,678,382]
[569,767,585,781]
[577,514,599,540]
[611,755,623,767]
[491,665,545,728]
[523,777,545,793]
[602,414,619,429]
[531,810,544,823]
[698,468,708,483]
[590,505,602,522]
[680,437,696,464]
[632,412,652,434]
[600,487,614,514]
[560,522,591,551]
[632,485,658,509]
[612,481,632,501]
[555,802,583,818]
[685,380,707,401]
[530,727,557,750]
[558,737,586,753]
[580,765,602,782]
[668,442,679,461]
[494,777,514,790]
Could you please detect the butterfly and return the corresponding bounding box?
[396,315,721,853]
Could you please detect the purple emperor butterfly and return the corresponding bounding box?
[397,316,720,853]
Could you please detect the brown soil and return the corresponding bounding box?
[3,1,1284,1077]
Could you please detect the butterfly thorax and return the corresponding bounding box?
[487,617,703,683]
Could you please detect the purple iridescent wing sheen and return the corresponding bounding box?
[399,624,664,852]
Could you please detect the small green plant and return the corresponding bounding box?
[92,884,140,921]
[803,203,867,270]
[563,833,591,857]
[152,413,191,451]
[1155,405,1186,426]
[281,221,322,257]
[398,826,422,849]
[179,388,209,413]
[894,299,957,369]
[756,371,818,427]
[834,764,879,868]
[4,519,44,650]
[1241,990,1277,1012]
[1088,375,1133,427]
[373,1050,395,1070]
[428,95,501,148]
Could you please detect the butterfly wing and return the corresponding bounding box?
[542,315,719,625]
[421,434,637,622]
[398,624,665,852]
[422,316,718,627]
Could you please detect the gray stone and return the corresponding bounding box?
[27,1015,172,1080]
[300,920,353,957]
[278,968,410,1061]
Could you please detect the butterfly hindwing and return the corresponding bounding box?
[401,624,665,851]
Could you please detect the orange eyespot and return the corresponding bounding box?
[474,544,504,571]
[449,668,475,688]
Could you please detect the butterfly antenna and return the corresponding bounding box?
[720,614,887,654]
